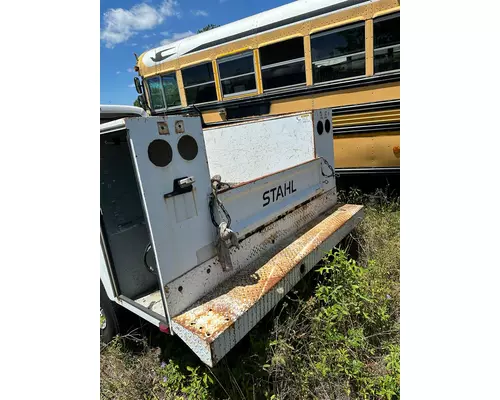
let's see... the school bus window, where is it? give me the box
[146,77,165,111]
[374,13,400,73]
[259,37,306,91]
[146,73,181,111]
[217,51,256,97]
[311,22,365,84]
[182,62,218,105]
[161,73,181,108]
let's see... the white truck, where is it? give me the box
[100,105,364,367]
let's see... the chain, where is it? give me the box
[209,175,232,228]
[319,157,339,178]
[209,175,239,272]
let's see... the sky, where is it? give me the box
[100,0,296,106]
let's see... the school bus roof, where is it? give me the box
[137,0,370,72]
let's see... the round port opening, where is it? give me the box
[178,135,198,161]
[147,139,172,167]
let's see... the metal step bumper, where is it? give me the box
[171,204,364,366]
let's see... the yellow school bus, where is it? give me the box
[134,0,400,175]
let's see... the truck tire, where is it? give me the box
[100,282,120,343]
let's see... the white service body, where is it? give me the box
[100,108,363,366]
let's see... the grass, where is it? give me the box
[101,187,400,400]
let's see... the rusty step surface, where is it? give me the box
[171,203,364,366]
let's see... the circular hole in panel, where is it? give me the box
[147,139,172,167]
[300,264,306,274]
[178,286,183,293]
[317,121,324,135]
[324,119,331,133]
[177,135,198,161]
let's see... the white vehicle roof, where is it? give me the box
[100,105,147,119]
[139,0,371,69]
[100,105,148,135]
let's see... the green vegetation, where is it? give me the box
[197,24,220,34]
[133,97,142,108]
[101,189,400,400]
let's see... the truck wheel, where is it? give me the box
[100,282,120,343]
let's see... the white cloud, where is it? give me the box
[160,31,170,36]
[101,0,180,48]
[160,31,194,45]
[127,68,134,73]
[191,9,208,17]
[159,0,179,17]
[128,84,135,88]
[116,71,121,74]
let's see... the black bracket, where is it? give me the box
[164,177,193,199]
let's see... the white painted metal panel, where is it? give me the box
[203,112,315,183]
[217,159,323,238]
[125,116,215,289]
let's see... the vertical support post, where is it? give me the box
[365,19,374,76]
[213,60,223,102]
[304,35,313,86]
[176,70,188,108]
[254,49,264,95]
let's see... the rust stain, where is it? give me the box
[175,120,185,134]
[393,146,400,158]
[157,122,169,135]
[173,204,363,344]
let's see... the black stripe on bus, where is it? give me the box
[183,0,368,56]
[331,99,400,116]
[202,99,400,128]
[332,122,400,136]
[199,72,399,111]
[336,167,400,175]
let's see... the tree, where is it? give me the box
[197,24,220,34]
[133,96,146,111]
